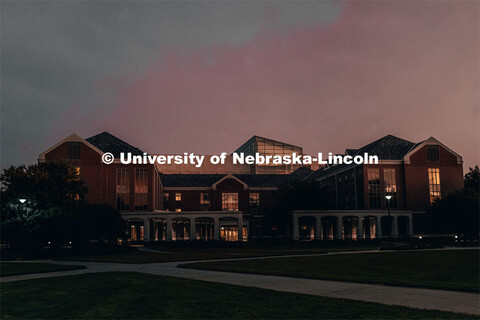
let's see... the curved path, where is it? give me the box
[2,249,479,315]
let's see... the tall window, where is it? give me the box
[367,169,381,209]
[175,193,182,201]
[384,169,397,209]
[163,192,169,202]
[134,168,148,211]
[428,168,441,203]
[427,145,439,161]
[200,192,210,210]
[66,142,80,159]
[249,193,260,213]
[222,193,238,211]
[116,168,130,211]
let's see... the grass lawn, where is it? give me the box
[182,249,479,293]
[60,250,287,263]
[0,262,85,277]
[58,242,380,263]
[1,272,475,319]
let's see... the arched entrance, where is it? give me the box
[363,216,377,240]
[219,217,240,241]
[321,216,337,240]
[127,219,145,241]
[397,216,410,238]
[152,218,167,241]
[172,217,190,241]
[342,216,359,240]
[195,217,214,241]
[298,216,316,240]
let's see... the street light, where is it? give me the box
[385,194,392,240]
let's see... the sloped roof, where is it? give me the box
[345,149,358,155]
[160,174,227,187]
[85,132,143,158]
[233,174,288,187]
[159,167,313,188]
[288,167,314,180]
[350,135,415,160]
[307,135,416,181]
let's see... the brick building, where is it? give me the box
[295,135,463,240]
[38,132,463,242]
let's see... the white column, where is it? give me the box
[189,218,196,241]
[336,217,343,240]
[214,217,220,240]
[293,215,299,240]
[166,217,172,241]
[144,218,150,241]
[315,216,322,240]
[408,215,414,236]
[357,216,363,240]
[376,216,382,238]
[393,216,398,238]
[237,214,243,242]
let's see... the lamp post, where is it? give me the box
[385,194,392,241]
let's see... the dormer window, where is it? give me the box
[427,145,439,161]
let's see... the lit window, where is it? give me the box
[175,193,182,201]
[222,193,238,211]
[428,168,441,203]
[249,193,260,207]
[384,169,397,208]
[116,168,130,211]
[175,208,181,212]
[427,145,439,162]
[163,192,169,202]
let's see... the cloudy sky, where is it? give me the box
[1,1,479,170]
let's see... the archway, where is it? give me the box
[321,216,337,240]
[195,217,215,241]
[127,219,145,241]
[342,216,359,240]
[397,216,410,238]
[363,216,377,240]
[298,216,316,240]
[172,217,190,241]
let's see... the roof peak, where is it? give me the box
[86,131,143,157]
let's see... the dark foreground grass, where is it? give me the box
[0,262,85,277]
[59,242,379,263]
[60,250,293,263]
[1,272,475,319]
[182,249,479,293]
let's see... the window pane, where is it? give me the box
[428,168,441,203]
[222,193,238,211]
[116,168,130,211]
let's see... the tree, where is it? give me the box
[464,166,479,193]
[1,201,63,252]
[1,162,87,211]
[267,179,328,236]
[428,188,479,237]
[1,162,126,252]
[80,204,127,242]
[427,165,480,238]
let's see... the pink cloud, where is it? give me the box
[59,1,479,168]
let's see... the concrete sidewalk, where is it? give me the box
[2,250,479,316]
